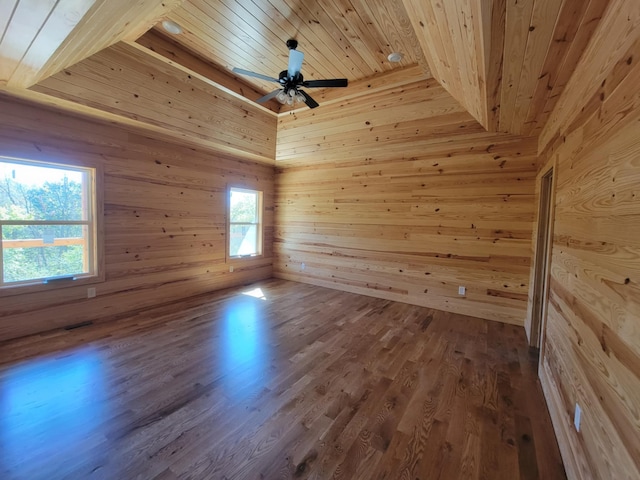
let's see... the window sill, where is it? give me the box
[0,274,104,298]
[228,252,264,261]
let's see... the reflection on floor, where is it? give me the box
[0,279,565,479]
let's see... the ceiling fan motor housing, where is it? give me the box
[232,39,346,109]
[279,70,303,92]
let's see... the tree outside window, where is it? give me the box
[0,157,97,287]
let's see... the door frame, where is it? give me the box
[528,164,556,352]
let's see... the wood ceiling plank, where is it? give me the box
[315,0,386,73]
[526,0,611,138]
[483,0,506,131]
[540,0,640,152]
[0,0,57,85]
[499,0,535,132]
[518,0,587,135]
[156,0,426,97]
[336,0,414,72]
[0,1,18,40]
[270,0,370,78]
[356,0,407,66]
[1,0,184,88]
[384,0,432,75]
[241,0,351,80]
[426,0,465,98]
[188,0,287,71]
[1,0,612,140]
[267,0,368,79]
[442,0,485,123]
[401,1,444,83]
[9,0,96,88]
[164,10,279,92]
[509,0,563,134]
[401,0,492,129]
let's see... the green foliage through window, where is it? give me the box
[0,158,94,286]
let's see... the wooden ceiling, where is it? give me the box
[155,0,429,96]
[0,0,182,88]
[402,0,611,134]
[0,0,615,150]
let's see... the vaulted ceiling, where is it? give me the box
[0,0,614,148]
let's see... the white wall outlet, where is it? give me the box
[301,262,305,271]
[229,265,234,273]
[458,286,466,296]
[574,403,582,432]
[87,287,96,299]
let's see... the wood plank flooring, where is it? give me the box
[0,279,565,480]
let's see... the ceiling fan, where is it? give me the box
[232,39,348,109]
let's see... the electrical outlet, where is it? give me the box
[229,265,234,273]
[87,287,96,299]
[458,286,466,296]
[301,262,305,271]
[574,403,582,432]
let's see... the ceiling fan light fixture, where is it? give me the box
[276,90,288,104]
[233,39,348,109]
[387,52,403,63]
[161,20,183,35]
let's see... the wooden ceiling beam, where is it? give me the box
[1,0,184,89]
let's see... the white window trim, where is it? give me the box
[227,186,263,260]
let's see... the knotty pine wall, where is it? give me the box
[31,41,276,163]
[274,79,539,325]
[0,96,275,342]
[533,1,640,477]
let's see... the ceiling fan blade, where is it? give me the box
[232,67,279,83]
[287,49,304,79]
[299,90,319,109]
[256,89,282,103]
[303,79,348,88]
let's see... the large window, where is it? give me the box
[0,157,98,288]
[228,187,262,258]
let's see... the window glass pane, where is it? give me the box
[0,160,87,221]
[2,225,88,283]
[229,224,258,257]
[230,190,257,223]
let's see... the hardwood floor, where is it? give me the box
[0,279,565,480]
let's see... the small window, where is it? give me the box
[228,187,262,258]
[0,157,98,288]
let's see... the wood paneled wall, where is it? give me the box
[274,80,538,325]
[0,96,275,342]
[30,41,277,164]
[533,1,640,477]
